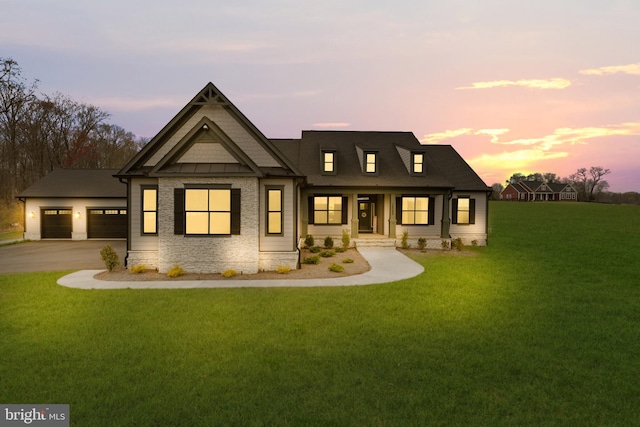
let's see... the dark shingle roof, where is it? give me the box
[17,169,125,198]
[272,131,489,191]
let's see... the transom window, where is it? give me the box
[142,187,157,234]
[322,151,335,173]
[266,188,283,235]
[365,152,377,173]
[185,188,231,235]
[313,196,343,224]
[412,153,424,174]
[401,196,429,225]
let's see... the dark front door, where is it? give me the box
[358,201,372,233]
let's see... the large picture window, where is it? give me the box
[313,196,343,225]
[185,188,231,235]
[401,196,430,225]
[266,187,283,235]
[142,187,157,234]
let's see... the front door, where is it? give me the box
[358,201,372,233]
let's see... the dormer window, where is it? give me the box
[365,152,377,174]
[322,151,335,173]
[412,152,424,174]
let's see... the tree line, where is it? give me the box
[0,58,146,204]
[490,167,640,204]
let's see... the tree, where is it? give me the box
[490,183,504,200]
[542,172,557,183]
[569,166,611,201]
[506,172,527,185]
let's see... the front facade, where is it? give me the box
[117,83,491,274]
[501,181,578,201]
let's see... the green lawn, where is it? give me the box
[1,202,639,426]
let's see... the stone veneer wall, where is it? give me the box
[126,251,160,270]
[258,251,299,271]
[157,177,260,274]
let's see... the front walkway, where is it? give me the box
[57,247,424,289]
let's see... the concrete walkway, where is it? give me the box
[57,247,424,289]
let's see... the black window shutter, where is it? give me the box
[174,188,185,234]
[396,197,402,225]
[308,196,314,224]
[428,197,436,226]
[231,189,241,235]
[341,196,348,224]
[451,198,458,225]
[469,199,476,224]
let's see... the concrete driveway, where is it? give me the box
[0,240,127,274]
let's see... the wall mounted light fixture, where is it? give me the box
[75,211,81,219]
[29,211,35,218]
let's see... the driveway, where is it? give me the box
[0,240,127,274]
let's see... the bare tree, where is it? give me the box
[490,183,504,200]
[569,166,611,201]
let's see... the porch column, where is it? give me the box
[351,193,359,238]
[301,192,308,238]
[389,193,397,238]
[441,192,451,238]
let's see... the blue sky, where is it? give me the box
[2,0,639,190]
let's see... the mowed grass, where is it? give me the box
[1,202,639,426]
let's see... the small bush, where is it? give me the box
[167,265,185,277]
[324,236,334,248]
[320,250,335,258]
[401,230,410,249]
[302,255,320,265]
[342,258,354,263]
[441,239,450,250]
[417,237,427,251]
[309,246,322,253]
[342,229,350,249]
[471,239,478,247]
[304,235,314,248]
[129,264,146,274]
[276,265,291,274]
[100,245,119,272]
[329,263,345,273]
[453,237,464,251]
[335,247,347,253]
[222,269,237,278]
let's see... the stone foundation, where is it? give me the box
[258,251,300,271]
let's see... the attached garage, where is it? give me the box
[17,169,127,240]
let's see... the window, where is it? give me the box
[412,152,424,174]
[401,196,430,225]
[365,152,377,173]
[142,187,158,234]
[266,187,283,235]
[452,197,475,225]
[313,196,343,224]
[322,151,335,173]
[185,188,231,235]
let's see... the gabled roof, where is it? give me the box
[272,131,489,191]
[16,169,125,198]
[117,82,302,178]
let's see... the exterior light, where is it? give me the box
[29,211,35,218]
[75,211,81,219]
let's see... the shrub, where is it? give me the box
[342,258,354,263]
[453,237,464,251]
[324,236,334,248]
[304,235,314,248]
[222,269,237,278]
[335,247,346,253]
[471,239,478,247]
[100,245,119,272]
[320,250,335,258]
[329,263,345,273]
[441,239,450,250]
[309,246,322,253]
[342,229,350,249]
[302,255,320,265]
[167,265,185,277]
[129,264,146,274]
[276,265,291,274]
[417,237,427,251]
[401,230,410,249]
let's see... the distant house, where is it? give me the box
[114,82,491,274]
[501,181,578,202]
[17,169,127,240]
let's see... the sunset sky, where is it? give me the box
[2,0,639,191]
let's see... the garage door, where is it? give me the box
[41,209,72,239]
[88,209,127,238]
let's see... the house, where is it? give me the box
[501,181,577,201]
[17,169,127,240]
[115,82,491,274]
